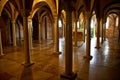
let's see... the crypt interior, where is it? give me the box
[0,0,120,80]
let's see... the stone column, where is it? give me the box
[0,29,4,55]
[103,19,106,41]
[22,10,33,67]
[60,6,77,79]
[28,18,33,49]
[38,21,42,44]
[101,19,104,44]
[54,16,60,54]
[118,15,120,41]
[84,12,92,59]
[83,19,86,42]
[12,20,17,46]
[45,17,47,39]
[95,18,101,48]
[74,19,78,47]
[113,17,116,37]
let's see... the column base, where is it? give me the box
[95,46,101,49]
[53,51,62,55]
[60,72,77,80]
[22,62,34,67]
[101,41,104,44]
[83,55,93,60]
[0,53,4,56]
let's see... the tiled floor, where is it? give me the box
[0,37,120,80]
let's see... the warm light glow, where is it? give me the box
[77,21,79,28]
[58,19,62,27]
[106,17,109,29]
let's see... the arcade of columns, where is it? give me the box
[0,1,120,79]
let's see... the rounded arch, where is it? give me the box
[103,2,120,20]
[0,0,8,16]
[31,1,55,19]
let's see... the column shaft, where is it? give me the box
[74,19,77,47]
[103,22,106,41]
[12,20,17,46]
[83,20,86,42]
[118,15,120,41]
[22,11,32,66]
[101,19,104,44]
[65,10,73,75]
[54,16,59,53]
[45,17,47,39]
[60,4,77,80]
[84,12,92,59]
[96,19,100,48]
[28,18,33,49]
[0,29,4,55]
[38,22,42,43]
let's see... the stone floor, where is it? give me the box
[0,37,120,80]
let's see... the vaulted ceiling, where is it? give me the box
[0,0,120,20]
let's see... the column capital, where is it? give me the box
[85,12,91,20]
[21,9,30,17]
[53,15,58,23]
[28,17,32,22]
[102,18,106,24]
[11,19,16,23]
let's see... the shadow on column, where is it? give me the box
[20,66,33,80]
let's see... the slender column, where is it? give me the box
[60,7,77,79]
[22,10,33,67]
[54,16,60,54]
[83,19,86,42]
[74,19,77,47]
[45,17,47,39]
[95,18,101,48]
[84,12,92,59]
[28,18,33,49]
[113,17,116,37]
[103,20,106,41]
[101,19,104,44]
[12,20,17,46]
[118,15,120,41]
[0,29,4,55]
[38,21,42,44]
[63,21,66,39]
